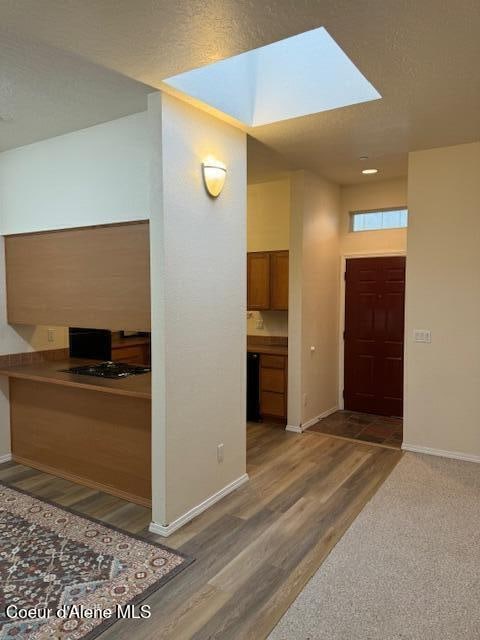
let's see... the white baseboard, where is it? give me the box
[303,406,339,431]
[285,424,302,433]
[402,443,480,464]
[287,406,339,434]
[0,453,12,464]
[149,473,249,537]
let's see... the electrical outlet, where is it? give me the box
[414,329,431,343]
[47,328,55,343]
[255,318,264,330]
[217,443,224,463]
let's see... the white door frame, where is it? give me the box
[338,250,407,410]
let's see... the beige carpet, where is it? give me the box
[269,452,480,640]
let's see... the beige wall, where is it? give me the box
[405,141,480,458]
[14,325,69,351]
[288,170,341,428]
[149,92,247,526]
[247,178,290,252]
[247,177,290,337]
[340,178,407,255]
[247,311,288,337]
[287,172,305,428]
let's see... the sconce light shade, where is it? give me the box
[202,157,227,197]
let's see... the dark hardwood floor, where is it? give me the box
[308,410,403,449]
[0,423,402,640]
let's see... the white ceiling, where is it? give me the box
[1,0,479,184]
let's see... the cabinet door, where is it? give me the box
[259,354,288,422]
[247,253,270,310]
[270,251,289,310]
[5,221,150,331]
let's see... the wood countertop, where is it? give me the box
[0,358,151,400]
[247,344,288,356]
[247,336,288,357]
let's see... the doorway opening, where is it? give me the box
[318,255,406,449]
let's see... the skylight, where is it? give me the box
[164,27,381,127]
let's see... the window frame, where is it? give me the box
[349,206,408,233]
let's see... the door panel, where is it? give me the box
[344,256,406,417]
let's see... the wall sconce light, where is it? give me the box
[202,157,227,198]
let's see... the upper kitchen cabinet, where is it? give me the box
[247,250,289,311]
[247,252,270,310]
[5,221,150,331]
[270,251,289,310]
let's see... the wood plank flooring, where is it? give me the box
[0,423,402,640]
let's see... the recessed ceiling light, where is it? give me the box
[362,168,378,175]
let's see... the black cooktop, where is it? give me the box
[61,361,151,379]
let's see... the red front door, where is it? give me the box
[344,256,406,417]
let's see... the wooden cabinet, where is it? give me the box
[260,353,287,422]
[111,343,150,365]
[247,251,289,311]
[270,251,289,310]
[5,221,150,331]
[247,252,270,310]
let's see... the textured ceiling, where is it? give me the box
[0,0,479,184]
[0,27,150,151]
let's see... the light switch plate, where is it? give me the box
[414,329,431,343]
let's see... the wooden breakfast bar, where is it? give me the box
[0,359,152,507]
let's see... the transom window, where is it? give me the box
[351,208,408,232]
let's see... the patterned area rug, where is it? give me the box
[0,482,193,639]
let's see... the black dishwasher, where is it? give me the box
[247,352,261,421]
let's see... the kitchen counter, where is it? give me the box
[247,344,288,356]
[1,357,152,506]
[247,336,288,357]
[0,358,151,400]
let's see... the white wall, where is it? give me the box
[404,142,480,459]
[0,112,149,235]
[288,170,341,428]
[149,92,247,526]
[340,178,408,256]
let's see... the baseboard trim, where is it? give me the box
[285,424,302,433]
[149,473,249,537]
[303,406,339,431]
[287,406,339,434]
[402,443,480,464]
[0,453,12,464]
